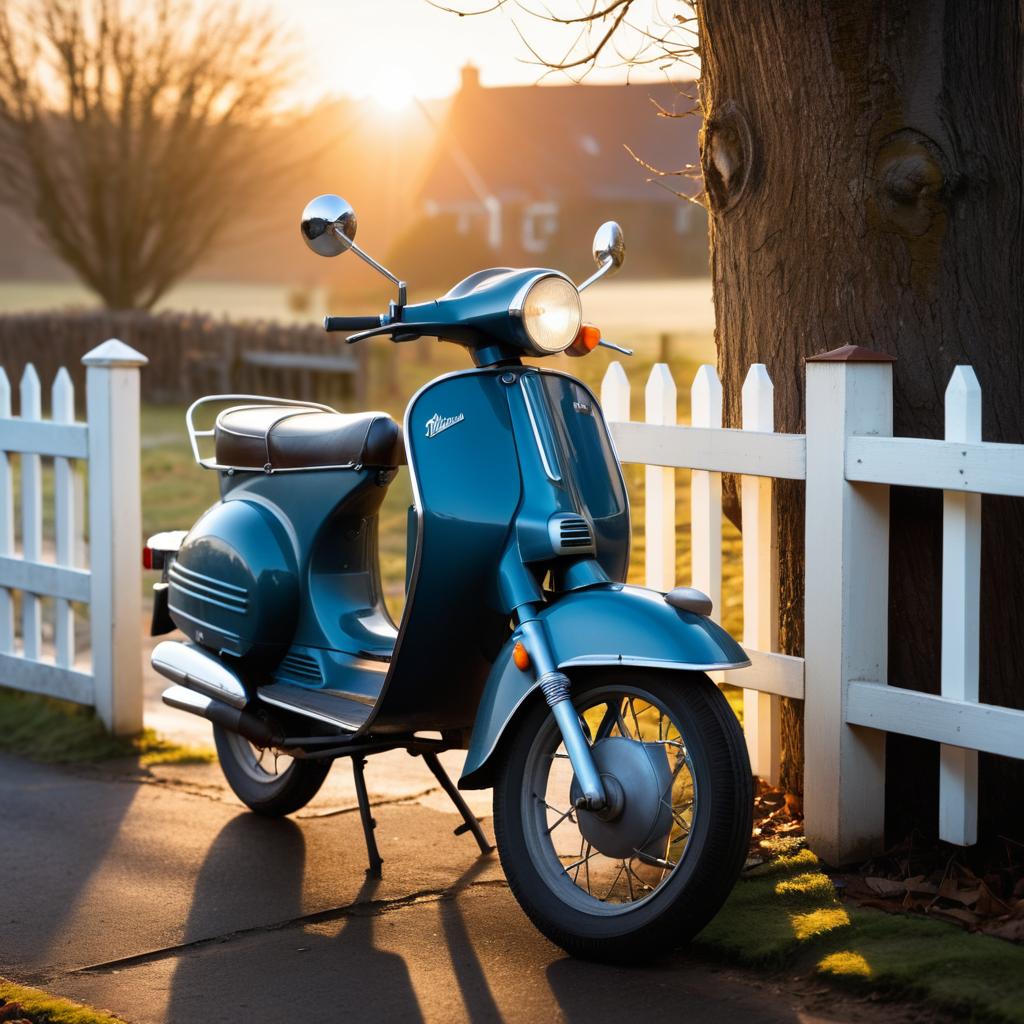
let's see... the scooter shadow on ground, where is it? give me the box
[164,812,422,1022]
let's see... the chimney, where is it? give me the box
[460,63,480,92]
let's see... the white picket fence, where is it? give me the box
[601,345,1024,864]
[0,340,147,734]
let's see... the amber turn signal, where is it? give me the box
[512,641,531,671]
[567,323,601,358]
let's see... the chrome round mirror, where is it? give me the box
[592,221,625,273]
[300,194,357,257]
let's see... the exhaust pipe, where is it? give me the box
[161,684,279,748]
[152,640,281,747]
[151,640,249,709]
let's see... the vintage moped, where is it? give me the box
[147,194,753,961]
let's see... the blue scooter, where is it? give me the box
[147,194,753,962]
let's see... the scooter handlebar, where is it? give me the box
[323,315,383,332]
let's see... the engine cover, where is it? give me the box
[168,499,298,662]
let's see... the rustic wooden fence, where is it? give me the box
[0,310,355,404]
[602,345,1024,864]
[0,340,146,734]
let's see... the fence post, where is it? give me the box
[741,365,781,784]
[691,366,722,615]
[0,369,12,652]
[52,368,77,669]
[646,365,677,592]
[600,361,631,424]
[83,340,148,735]
[804,345,893,864]
[939,367,982,845]
[20,365,42,660]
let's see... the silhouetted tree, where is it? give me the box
[0,0,293,309]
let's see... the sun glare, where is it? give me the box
[371,66,417,112]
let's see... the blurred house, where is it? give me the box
[393,65,708,285]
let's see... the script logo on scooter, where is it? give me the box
[424,412,465,439]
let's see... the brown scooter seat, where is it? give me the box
[214,406,405,471]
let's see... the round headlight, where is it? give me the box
[519,275,583,354]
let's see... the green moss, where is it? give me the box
[0,978,125,1024]
[696,843,1024,1022]
[0,687,213,765]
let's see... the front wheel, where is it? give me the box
[493,670,752,962]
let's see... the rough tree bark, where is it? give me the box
[698,0,1024,839]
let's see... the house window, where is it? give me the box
[522,201,558,253]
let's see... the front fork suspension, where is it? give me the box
[516,605,607,811]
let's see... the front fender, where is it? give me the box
[458,583,748,789]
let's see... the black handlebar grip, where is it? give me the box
[323,315,382,332]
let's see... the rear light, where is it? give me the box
[142,547,165,571]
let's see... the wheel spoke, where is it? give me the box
[595,701,626,739]
[603,862,626,901]
[627,697,643,738]
[626,860,655,892]
[545,804,577,835]
[666,802,694,835]
[564,843,597,878]
[633,849,677,871]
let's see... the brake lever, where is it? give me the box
[346,322,445,344]
[598,339,634,356]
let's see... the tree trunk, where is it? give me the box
[698,0,1024,841]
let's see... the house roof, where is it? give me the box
[416,69,700,207]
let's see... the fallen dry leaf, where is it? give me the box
[865,876,906,898]
[983,917,1024,942]
[903,874,939,896]
[975,882,1013,918]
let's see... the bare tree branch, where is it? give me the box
[0,0,302,309]
[433,0,697,81]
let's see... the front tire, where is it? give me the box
[213,724,331,817]
[493,670,752,962]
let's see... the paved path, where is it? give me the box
[0,754,949,1024]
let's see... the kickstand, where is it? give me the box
[351,756,383,877]
[420,751,495,855]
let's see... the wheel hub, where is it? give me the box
[569,737,674,860]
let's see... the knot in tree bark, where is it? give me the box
[701,100,754,212]
[872,129,951,238]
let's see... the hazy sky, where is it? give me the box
[272,0,696,104]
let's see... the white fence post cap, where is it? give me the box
[81,339,148,367]
[805,344,896,364]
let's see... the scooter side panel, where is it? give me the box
[167,498,299,660]
[458,583,750,788]
[367,369,522,732]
